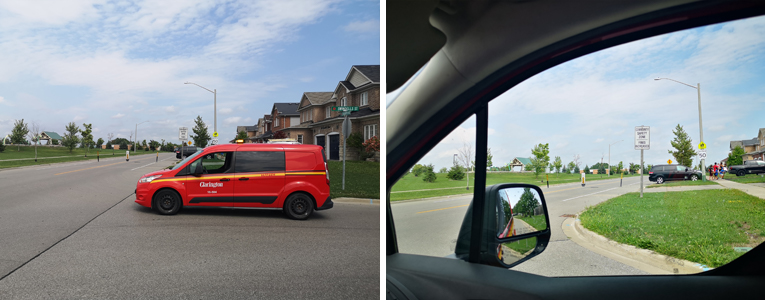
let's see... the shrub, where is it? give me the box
[0,142,5,152]
[447,165,465,180]
[412,164,425,177]
[422,164,437,182]
[362,136,379,153]
[439,167,448,173]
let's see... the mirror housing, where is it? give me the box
[453,183,551,268]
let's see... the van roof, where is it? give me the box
[201,143,323,152]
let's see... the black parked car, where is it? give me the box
[175,146,199,159]
[648,164,702,184]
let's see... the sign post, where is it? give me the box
[179,127,188,160]
[341,114,352,190]
[698,141,707,181]
[635,126,650,198]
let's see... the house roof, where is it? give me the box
[514,157,532,165]
[351,65,380,83]
[272,103,300,116]
[303,92,334,106]
[743,138,759,146]
[42,131,63,140]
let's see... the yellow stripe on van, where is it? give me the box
[286,172,326,175]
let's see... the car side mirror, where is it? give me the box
[194,162,204,176]
[453,183,551,268]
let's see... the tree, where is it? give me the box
[10,119,29,151]
[51,139,59,145]
[572,154,581,170]
[96,138,104,148]
[26,122,40,161]
[439,167,448,173]
[552,156,563,176]
[574,165,580,174]
[190,116,212,147]
[455,142,473,189]
[149,140,160,151]
[80,123,94,156]
[486,148,493,168]
[447,165,465,180]
[668,124,696,167]
[120,140,128,150]
[727,145,745,166]
[422,164,437,183]
[529,143,550,178]
[568,162,575,174]
[562,166,568,174]
[142,139,147,149]
[236,130,248,140]
[515,188,540,217]
[617,161,624,174]
[598,164,606,175]
[61,122,80,153]
[107,133,115,154]
[584,164,590,174]
[412,164,426,176]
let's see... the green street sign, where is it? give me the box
[331,106,359,112]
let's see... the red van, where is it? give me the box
[135,143,332,220]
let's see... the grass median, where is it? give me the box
[646,180,718,188]
[725,175,765,184]
[0,146,159,169]
[580,189,765,268]
[328,160,379,199]
[391,172,640,201]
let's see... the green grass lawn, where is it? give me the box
[328,160,379,199]
[391,172,640,201]
[503,237,537,255]
[580,189,765,268]
[646,180,719,188]
[517,215,548,231]
[725,174,765,184]
[0,146,157,169]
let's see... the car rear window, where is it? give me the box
[234,151,285,173]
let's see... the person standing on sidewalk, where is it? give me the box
[708,164,714,181]
[714,162,720,180]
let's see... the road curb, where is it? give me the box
[0,153,167,172]
[562,217,708,275]
[333,197,380,204]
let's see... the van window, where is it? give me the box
[235,151,285,173]
[188,152,233,174]
[285,152,317,171]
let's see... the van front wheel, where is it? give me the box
[284,193,314,220]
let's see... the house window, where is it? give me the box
[275,117,279,127]
[341,97,347,106]
[297,134,303,144]
[360,92,368,106]
[364,124,377,140]
[326,107,331,118]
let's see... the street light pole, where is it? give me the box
[655,78,706,181]
[135,121,149,153]
[608,140,623,177]
[185,82,217,141]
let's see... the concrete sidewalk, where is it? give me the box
[716,179,765,200]
[333,197,379,204]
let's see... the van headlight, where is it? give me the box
[139,175,163,183]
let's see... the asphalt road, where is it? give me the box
[391,175,654,277]
[0,153,379,299]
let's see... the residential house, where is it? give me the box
[750,128,765,160]
[235,125,259,143]
[271,103,300,139]
[730,137,760,161]
[283,92,334,148]
[306,65,380,161]
[252,115,273,143]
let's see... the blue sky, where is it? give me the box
[415,15,765,171]
[0,0,379,145]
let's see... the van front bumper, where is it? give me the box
[316,197,333,211]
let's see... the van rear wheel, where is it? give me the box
[284,193,314,220]
[656,176,664,184]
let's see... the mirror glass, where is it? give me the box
[497,236,538,266]
[497,187,547,238]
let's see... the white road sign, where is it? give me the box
[210,138,219,145]
[179,127,188,140]
[698,149,707,159]
[635,126,650,150]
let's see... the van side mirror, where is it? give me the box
[194,161,204,176]
[453,183,551,268]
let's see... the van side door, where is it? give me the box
[185,152,235,207]
[233,151,286,208]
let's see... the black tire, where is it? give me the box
[283,193,314,220]
[154,189,182,215]
[738,170,745,177]
[656,176,664,184]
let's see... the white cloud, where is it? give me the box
[343,19,379,34]
[165,106,176,113]
[111,113,125,119]
[219,108,233,114]
[73,115,85,122]
[223,116,242,125]
[595,138,604,143]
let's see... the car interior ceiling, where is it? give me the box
[387,1,765,299]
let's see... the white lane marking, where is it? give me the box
[561,187,620,202]
[129,155,174,171]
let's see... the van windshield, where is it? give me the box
[171,150,204,171]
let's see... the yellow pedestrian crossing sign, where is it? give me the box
[667,159,672,164]
[213,132,218,137]
[698,142,706,149]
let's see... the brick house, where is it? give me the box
[252,115,273,143]
[282,92,334,147]
[271,103,300,141]
[235,125,258,143]
[304,65,380,161]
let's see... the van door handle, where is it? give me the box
[220,178,230,182]
[238,178,249,181]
